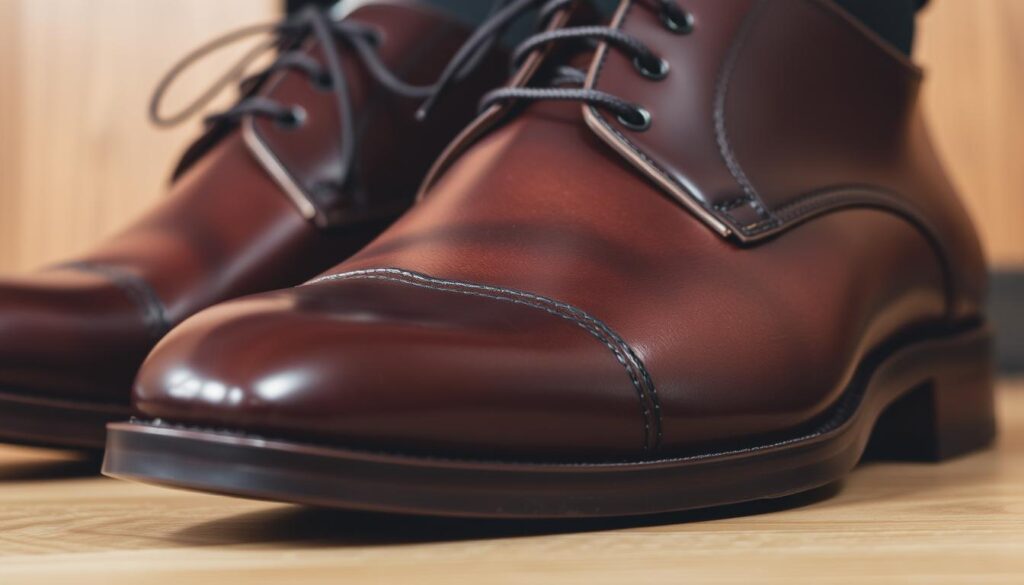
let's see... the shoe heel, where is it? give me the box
[865,328,997,462]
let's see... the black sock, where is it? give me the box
[288,1,926,56]
[832,0,924,55]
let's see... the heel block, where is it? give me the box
[865,326,996,462]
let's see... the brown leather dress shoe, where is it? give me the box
[0,1,504,449]
[105,0,996,517]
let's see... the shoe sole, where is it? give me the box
[0,390,127,450]
[101,323,996,518]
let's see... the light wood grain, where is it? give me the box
[917,0,1024,267]
[0,1,23,262]
[0,379,1017,584]
[0,0,280,272]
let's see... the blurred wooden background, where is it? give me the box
[0,0,280,271]
[917,0,1024,268]
[0,0,1022,271]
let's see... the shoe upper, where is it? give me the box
[134,0,988,461]
[0,1,504,402]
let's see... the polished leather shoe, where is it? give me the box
[105,0,996,517]
[0,1,504,449]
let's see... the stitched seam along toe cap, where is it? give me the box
[307,267,663,453]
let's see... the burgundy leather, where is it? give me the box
[0,1,502,404]
[134,0,986,461]
[583,0,985,317]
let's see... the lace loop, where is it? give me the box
[415,0,575,121]
[148,22,282,128]
[509,26,660,69]
[149,7,396,192]
[151,2,562,199]
[478,0,693,132]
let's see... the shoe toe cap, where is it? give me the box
[135,274,650,460]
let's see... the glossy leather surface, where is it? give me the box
[0,1,500,404]
[135,0,985,461]
[586,0,985,316]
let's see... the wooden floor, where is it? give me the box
[0,381,1019,584]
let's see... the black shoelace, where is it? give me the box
[150,2,571,193]
[150,0,688,196]
[431,0,694,131]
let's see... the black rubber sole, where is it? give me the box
[0,389,128,451]
[102,324,997,518]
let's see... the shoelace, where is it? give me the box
[414,0,576,119]
[151,6,418,192]
[473,0,694,131]
[150,2,573,194]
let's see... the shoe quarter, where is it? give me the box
[586,0,930,238]
[585,0,987,317]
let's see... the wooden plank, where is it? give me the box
[0,379,1018,584]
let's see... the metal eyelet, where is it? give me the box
[275,105,307,130]
[661,9,695,34]
[617,107,652,131]
[363,26,384,48]
[311,71,333,92]
[633,55,670,80]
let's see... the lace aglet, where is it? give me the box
[415,100,435,122]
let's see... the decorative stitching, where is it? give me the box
[713,196,754,212]
[712,0,778,231]
[586,0,933,245]
[58,261,171,341]
[585,0,774,233]
[585,1,727,225]
[584,1,957,315]
[307,267,663,453]
[707,0,957,314]
[769,186,957,315]
[719,203,779,235]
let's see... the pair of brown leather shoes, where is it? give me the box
[3,0,996,518]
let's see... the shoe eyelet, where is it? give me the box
[363,25,385,48]
[661,9,695,34]
[275,105,307,130]
[633,55,670,80]
[311,71,333,92]
[617,107,652,131]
